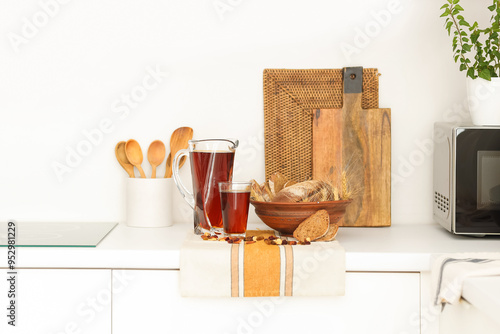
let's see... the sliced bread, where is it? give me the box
[316,224,339,242]
[293,209,330,242]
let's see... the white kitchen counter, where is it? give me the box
[1,222,499,271]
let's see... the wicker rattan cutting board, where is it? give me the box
[263,68,379,182]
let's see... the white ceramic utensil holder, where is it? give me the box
[126,178,173,228]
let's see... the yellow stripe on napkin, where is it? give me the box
[243,230,281,297]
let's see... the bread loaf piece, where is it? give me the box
[268,172,288,195]
[293,209,330,242]
[250,180,264,202]
[273,180,324,203]
[316,224,339,242]
[261,183,274,201]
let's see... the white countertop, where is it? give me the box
[1,222,499,271]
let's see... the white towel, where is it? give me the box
[432,253,500,305]
[179,231,345,297]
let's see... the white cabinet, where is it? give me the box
[0,268,420,333]
[0,269,111,334]
[112,270,420,334]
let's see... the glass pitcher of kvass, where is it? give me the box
[172,139,238,234]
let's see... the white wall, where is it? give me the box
[0,0,489,225]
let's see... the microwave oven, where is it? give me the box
[433,123,500,236]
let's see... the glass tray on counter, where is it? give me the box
[0,222,117,247]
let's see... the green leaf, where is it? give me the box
[441,8,451,17]
[454,4,464,11]
[463,44,472,52]
[446,21,453,31]
[479,69,492,81]
[459,19,470,27]
[462,37,469,42]
[467,68,475,78]
[488,4,496,11]
[460,63,467,71]
[455,54,460,62]
[471,32,480,43]
[440,4,449,9]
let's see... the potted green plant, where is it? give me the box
[441,0,500,125]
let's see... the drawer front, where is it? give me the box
[112,270,420,334]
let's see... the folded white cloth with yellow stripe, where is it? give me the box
[180,230,345,297]
[432,253,500,305]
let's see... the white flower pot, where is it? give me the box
[466,77,500,125]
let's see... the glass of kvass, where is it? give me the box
[218,181,251,237]
[172,139,238,235]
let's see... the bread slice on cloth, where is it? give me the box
[316,224,339,242]
[293,209,329,242]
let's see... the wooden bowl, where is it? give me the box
[250,199,353,235]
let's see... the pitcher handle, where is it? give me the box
[172,149,194,209]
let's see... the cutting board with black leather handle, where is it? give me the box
[312,67,391,226]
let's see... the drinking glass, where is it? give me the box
[218,181,251,237]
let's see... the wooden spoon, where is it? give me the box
[115,141,135,177]
[125,139,146,178]
[164,152,188,177]
[147,140,166,178]
[165,127,193,178]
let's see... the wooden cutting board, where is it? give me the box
[312,67,391,226]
